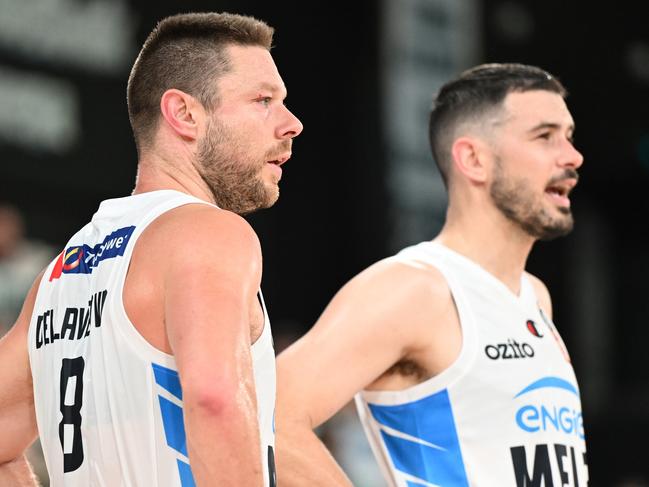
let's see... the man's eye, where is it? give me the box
[537,132,551,140]
[258,97,271,106]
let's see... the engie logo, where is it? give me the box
[514,376,584,440]
[49,226,135,281]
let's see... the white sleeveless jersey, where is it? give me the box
[355,241,588,487]
[27,190,277,487]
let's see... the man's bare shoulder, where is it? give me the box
[525,271,553,318]
[140,204,262,267]
[293,255,460,394]
[329,255,455,345]
[151,204,259,248]
[345,255,452,305]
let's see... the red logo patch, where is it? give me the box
[526,320,544,338]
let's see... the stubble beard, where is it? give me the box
[489,159,575,241]
[196,118,277,215]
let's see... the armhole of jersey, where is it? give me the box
[105,197,212,367]
[251,290,272,352]
[520,273,542,309]
[27,256,62,368]
[353,394,400,487]
[358,250,479,405]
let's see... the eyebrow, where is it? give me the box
[527,122,575,133]
[255,82,287,97]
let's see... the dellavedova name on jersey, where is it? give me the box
[49,226,135,281]
[510,376,588,486]
[34,290,107,349]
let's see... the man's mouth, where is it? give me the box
[266,153,291,166]
[545,178,577,207]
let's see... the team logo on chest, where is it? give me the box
[526,319,544,338]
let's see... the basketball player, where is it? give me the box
[276,63,588,486]
[0,12,302,486]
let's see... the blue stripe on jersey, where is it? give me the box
[514,376,579,398]
[159,396,188,456]
[152,363,183,400]
[153,363,197,487]
[368,389,469,486]
[407,480,430,487]
[177,459,197,487]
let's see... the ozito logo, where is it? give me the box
[484,339,535,360]
[514,376,584,440]
[49,226,135,281]
[526,319,544,338]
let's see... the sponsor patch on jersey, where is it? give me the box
[49,226,135,281]
[484,338,535,360]
[513,376,584,440]
[511,376,587,486]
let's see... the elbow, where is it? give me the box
[182,377,244,418]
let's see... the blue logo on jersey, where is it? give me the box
[514,376,584,439]
[50,226,135,280]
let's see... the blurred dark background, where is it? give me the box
[1,1,648,485]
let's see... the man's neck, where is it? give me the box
[436,207,535,296]
[132,152,215,205]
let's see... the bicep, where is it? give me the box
[0,274,42,463]
[277,277,416,428]
[165,265,255,388]
[163,214,262,400]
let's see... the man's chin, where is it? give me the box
[537,218,574,241]
[264,183,280,206]
[237,191,278,215]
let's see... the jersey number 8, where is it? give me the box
[59,356,85,473]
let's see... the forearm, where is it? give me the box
[0,455,40,487]
[276,423,353,487]
[185,401,264,486]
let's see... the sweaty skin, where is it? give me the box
[276,89,580,486]
[0,40,302,486]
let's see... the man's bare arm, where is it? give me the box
[0,456,41,487]
[276,260,456,486]
[160,207,265,486]
[0,273,43,486]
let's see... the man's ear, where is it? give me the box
[450,136,489,184]
[159,89,204,141]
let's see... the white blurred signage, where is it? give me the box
[382,0,481,249]
[0,67,79,154]
[0,0,136,74]
[0,0,136,153]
